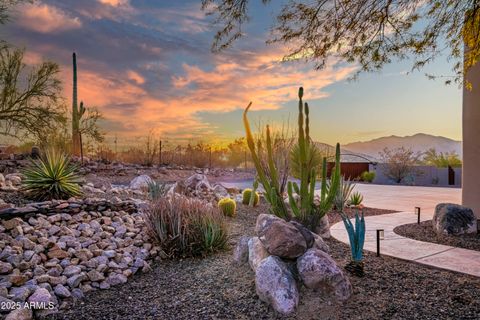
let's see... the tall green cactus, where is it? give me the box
[72,52,87,159]
[243,103,291,220]
[72,52,81,156]
[287,87,342,231]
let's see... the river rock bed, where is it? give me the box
[0,198,158,319]
[52,201,480,320]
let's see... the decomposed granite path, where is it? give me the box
[330,184,480,277]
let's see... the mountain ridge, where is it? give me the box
[342,133,461,159]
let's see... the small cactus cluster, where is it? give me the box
[242,188,259,206]
[218,198,236,217]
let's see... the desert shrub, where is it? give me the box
[147,180,169,200]
[144,195,228,258]
[218,198,236,217]
[361,171,375,183]
[22,149,83,200]
[242,188,259,206]
[349,192,364,207]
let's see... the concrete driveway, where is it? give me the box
[354,184,461,215]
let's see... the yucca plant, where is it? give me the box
[349,192,364,207]
[287,87,342,231]
[22,149,82,200]
[341,209,366,277]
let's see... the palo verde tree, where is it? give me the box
[0,0,64,141]
[203,0,480,216]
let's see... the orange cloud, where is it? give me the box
[98,0,129,6]
[55,46,356,143]
[17,2,82,33]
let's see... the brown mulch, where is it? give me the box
[394,220,480,252]
[51,201,480,320]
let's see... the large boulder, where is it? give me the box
[184,174,211,192]
[314,215,331,239]
[254,214,284,236]
[258,219,307,259]
[232,236,250,266]
[297,249,352,301]
[255,256,299,316]
[248,237,269,271]
[129,175,153,190]
[433,203,477,235]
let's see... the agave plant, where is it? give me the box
[22,149,83,200]
[349,192,364,207]
[328,176,355,212]
[341,210,366,277]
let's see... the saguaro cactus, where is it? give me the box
[72,52,82,156]
[287,87,342,231]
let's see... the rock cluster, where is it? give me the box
[0,198,158,319]
[234,214,351,316]
[168,174,229,202]
[433,203,477,235]
[0,173,22,192]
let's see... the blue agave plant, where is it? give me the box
[341,210,366,262]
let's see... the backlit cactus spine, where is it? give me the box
[218,198,236,217]
[242,188,259,206]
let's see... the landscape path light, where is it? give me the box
[376,229,384,257]
[415,207,421,224]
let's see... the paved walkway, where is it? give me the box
[330,184,480,277]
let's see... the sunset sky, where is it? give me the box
[3,0,462,147]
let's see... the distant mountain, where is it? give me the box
[343,133,462,160]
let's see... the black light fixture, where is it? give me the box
[415,207,421,224]
[376,229,384,257]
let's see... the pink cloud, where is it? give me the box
[16,2,82,33]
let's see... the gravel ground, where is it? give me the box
[394,220,480,251]
[51,202,480,320]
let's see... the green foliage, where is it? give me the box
[423,148,462,168]
[242,188,259,206]
[341,210,366,263]
[287,87,342,231]
[22,149,82,200]
[147,180,168,200]
[243,103,290,219]
[328,176,355,212]
[218,197,236,217]
[349,192,364,207]
[290,142,323,179]
[204,1,479,86]
[145,195,228,258]
[361,171,375,183]
[0,46,63,140]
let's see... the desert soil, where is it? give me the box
[51,202,480,320]
[394,220,480,252]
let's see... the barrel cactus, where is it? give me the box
[242,188,259,206]
[218,198,236,217]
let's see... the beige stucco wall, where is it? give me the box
[462,59,480,218]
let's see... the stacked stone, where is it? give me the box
[0,199,158,319]
[233,214,352,316]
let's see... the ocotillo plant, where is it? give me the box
[287,87,342,231]
[243,104,291,220]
